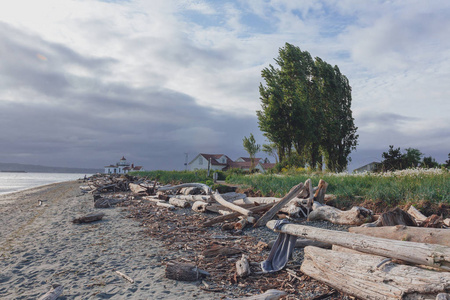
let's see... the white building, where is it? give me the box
[104,156,144,174]
[188,153,275,173]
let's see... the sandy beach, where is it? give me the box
[0,181,220,299]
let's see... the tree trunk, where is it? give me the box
[301,246,450,300]
[266,220,450,271]
[307,205,373,225]
[349,225,450,247]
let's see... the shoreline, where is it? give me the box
[0,181,218,299]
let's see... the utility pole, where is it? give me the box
[184,153,188,171]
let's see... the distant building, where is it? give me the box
[104,156,144,174]
[353,162,379,173]
[188,153,275,173]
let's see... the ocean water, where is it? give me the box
[0,172,89,195]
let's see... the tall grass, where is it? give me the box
[131,170,212,184]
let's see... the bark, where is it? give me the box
[72,213,105,224]
[307,205,373,225]
[165,262,209,281]
[301,246,450,300]
[253,183,305,227]
[236,254,251,277]
[158,183,212,195]
[349,225,450,247]
[379,207,417,226]
[38,284,63,300]
[266,220,450,271]
[212,192,252,216]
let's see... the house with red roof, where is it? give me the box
[188,154,275,173]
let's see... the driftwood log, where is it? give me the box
[192,201,209,213]
[94,198,124,208]
[212,192,252,216]
[307,205,373,225]
[72,213,105,224]
[408,205,427,224]
[301,246,450,300]
[226,290,286,300]
[203,203,274,227]
[349,225,450,247]
[165,262,209,281]
[268,238,331,249]
[37,284,63,300]
[158,183,212,195]
[313,179,328,203]
[253,183,305,227]
[266,220,450,271]
[168,198,190,208]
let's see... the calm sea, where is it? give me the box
[0,172,90,195]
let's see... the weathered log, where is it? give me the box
[307,205,373,225]
[313,179,328,203]
[234,197,280,205]
[115,270,134,283]
[422,214,445,228]
[408,205,427,223]
[129,183,148,195]
[305,179,314,216]
[165,262,209,281]
[234,217,249,230]
[203,203,274,227]
[212,191,252,216]
[445,219,450,227]
[253,183,305,227]
[72,213,105,224]
[267,220,450,270]
[158,183,212,195]
[236,254,250,277]
[379,207,417,226]
[301,246,450,300]
[94,198,123,208]
[202,244,241,257]
[279,203,305,218]
[156,202,175,210]
[192,201,209,213]
[168,198,190,208]
[38,284,63,300]
[349,225,450,247]
[171,194,210,202]
[268,238,331,249]
[226,289,286,300]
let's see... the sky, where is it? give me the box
[0,0,449,172]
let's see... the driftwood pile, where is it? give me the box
[80,174,449,299]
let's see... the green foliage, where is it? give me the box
[257,43,358,172]
[381,145,404,171]
[226,171,450,209]
[380,145,438,171]
[446,153,450,168]
[242,133,261,171]
[421,156,439,168]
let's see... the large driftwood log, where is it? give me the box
[165,262,209,281]
[408,205,427,223]
[349,225,450,247]
[192,201,209,213]
[168,198,190,208]
[38,284,63,300]
[234,197,280,205]
[253,183,305,227]
[203,203,274,227]
[212,192,252,216]
[158,183,212,195]
[301,246,450,300]
[226,290,286,300]
[236,254,251,277]
[380,207,417,226]
[170,194,210,202]
[129,183,148,195]
[268,238,331,249]
[72,213,105,224]
[266,220,450,270]
[307,205,373,225]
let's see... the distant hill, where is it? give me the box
[0,162,103,174]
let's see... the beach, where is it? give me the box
[0,181,219,299]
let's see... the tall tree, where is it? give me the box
[243,133,261,172]
[381,145,404,171]
[421,156,439,168]
[404,148,422,168]
[262,143,278,163]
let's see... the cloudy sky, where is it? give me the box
[0,0,449,171]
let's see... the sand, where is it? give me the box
[0,181,219,299]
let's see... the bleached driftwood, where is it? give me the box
[307,205,373,225]
[236,254,251,277]
[158,183,212,195]
[156,202,175,210]
[129,183,148,195]
[192,201,209,213]
[349,225,450,247]
[203,203,274,227]
[301,246,450,300]
[234,197,280,205]
[253,183,306,227]
[115,270,134,283]
[212,192,252,216]
[279,204,305,218]
[445,219,450,227]
[268,238,331,249]
[267,220,450,271]
[227,289,286,300]
[37,284,63,300]
[170,195,210,202]
[165,262,209,281]
[407,205,427,223]
[168,198,190,208]
[72,213,105,224]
